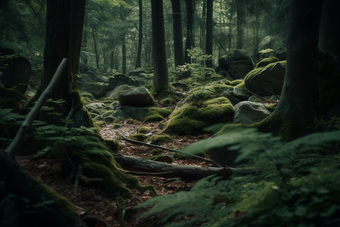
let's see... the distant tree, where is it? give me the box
[236,0,245,49]
[171,0,184,67]
[205,0,213,68]
[135,0,143,68]
[40,0,85,125]
[257,0,323,140]
[184,0,194,63]
[151,0,169,87]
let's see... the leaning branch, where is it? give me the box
[4,58,67,159]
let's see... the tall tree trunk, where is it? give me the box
[184,0,193,63]
[135,0,143,68]
[92,29,99,69]
[200,0,206,51]
[319,0,340,58]
[257,0,323,140]
[228,0,234,52]
[151,0,168,87]
[41,0,85,125]
[206,0,213,68]
[236,0,244,49]
[171,0,184,67]
[122,33,126,74]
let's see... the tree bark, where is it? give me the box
[40,0,85,126]
[171,0,184,67]
[319,0,340,58]
[184,0,194,63]
[257,0,323,140]
[151,0,169,87]
[113,154,233,180]
[236,0,244,49]
[92,29,99,69]
[206,0,213,68]
[122,32,127,74]
[135,0,143,68]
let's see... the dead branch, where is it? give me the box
[120,134,223,168]
[113,153,235,180]
[4,58,68,159]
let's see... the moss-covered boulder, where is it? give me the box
[148,134,172,145]
[136,126,150,134]
[107,73,138,91]
[0,87,27,109]
[165,97,234,135]
[244,60,286,95]
[143,107,173,123]
[256,57,279,68]
[144,114,164,123]
[160,97,174,107]
[119,86,156,106]
[128,133,148,142]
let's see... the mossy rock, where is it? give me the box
[229,79,244,86]
[112,123,121,129]
[0,87,27,109]
[148,134,172,145]
[160,97,174,107]
[128,133,148,142]
[149,155,174,163]
[151,149,162,155]
[151,84,176,98]
[137,126,151,134]
[144,114,164,123]
[104,139,123,152]
[189,83,233,96]
[256,57,279,68]
[148,107,172,118]
[166,97,234,135]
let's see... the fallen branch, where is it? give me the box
[4,58,68,159]
[113,153,234,180]
[120,134,223,168]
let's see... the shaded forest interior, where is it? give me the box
[1,0,340,226]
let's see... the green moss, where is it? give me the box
[112,123,121,129]
[69,89,83,109]
[105,139,123,152]
[148,107,172,118]
[128,133,148,142]
[160,97,174,107]
[0,87,27,109]
[151,149,162,155]
[235,82,246,89]
[229,79,244,86]
[151,84,176,98]
[148,134,172,145]
[111,73,127,78]
[144,114,164,123]
[256,57,279,68]
[166,118,208,135]
[137,126,151,134]
[94,120,105,128]
[216,123,250,135]
[190,83,233,95]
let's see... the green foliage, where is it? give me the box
[135,128,340,226]
[137,126,151,134]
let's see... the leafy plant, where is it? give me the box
[135,128,340,226]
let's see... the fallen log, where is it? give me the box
[113,153,235,180]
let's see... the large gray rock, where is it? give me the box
[107,84,134,99]
[119,87,155,106]
[221,87,250,105]
[245,61,286,95]
[232,101,272,124]
[0,47,31,93]
[81,83,106,98]
[128,67,146,77]
[107,74,138,91]
[229,50,254,79]
[123,105,150,120]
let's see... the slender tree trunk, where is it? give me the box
[151,0,168,87]
[135,0,143,68]
[200,0,206,51]
[184,0,193,63]
[92,29,99,69]
[258,0,323,140]
[319,0,340,57]
[110,50,114,69]
[122,33,126,74]
[171,0,184,67]
[236,0,244,49]
[228,0,234,52]
[206,0,213,68]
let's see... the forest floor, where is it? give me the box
[17,118,212,227]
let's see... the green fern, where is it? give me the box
[135,129,340,226]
